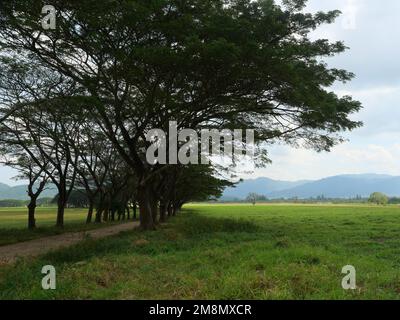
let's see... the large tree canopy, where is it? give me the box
[0,0,362,229]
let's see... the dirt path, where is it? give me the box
[0,221,139,264]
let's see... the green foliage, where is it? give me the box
[246,192,267,204]
[388,197,400,205]
[0,199,28,207]
[52,190,90,208]
[0,0,362,166]
[368,192,389,205]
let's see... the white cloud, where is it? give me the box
[246,0,400,182]
[247,143,400,181]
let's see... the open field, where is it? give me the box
[0,207,128,246]
[1,203,400,299]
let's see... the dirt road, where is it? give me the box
[0,221,139,264]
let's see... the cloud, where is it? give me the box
[247,143,400,181]
[307,0,400,89]
[244,1,400,181]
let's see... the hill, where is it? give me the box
[267,174,400,199]
[0,183,57,200]
[222,174,400,200]
[221,177,310,200]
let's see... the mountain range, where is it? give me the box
[222,174,400,200]
[1,173,400,201]
[0,183,57,201]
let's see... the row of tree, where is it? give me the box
[0,0,362,230]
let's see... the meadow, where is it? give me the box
[0,203,400,299]
[0,207,124,246]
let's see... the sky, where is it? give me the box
[242,0,400,181]
[1,0,399,185]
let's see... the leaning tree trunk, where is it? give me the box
[95,207,102,223]
[86,200,94,224]
[95,194,105,223]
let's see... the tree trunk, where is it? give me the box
[95,194,105,223]
[103,206,109,222]
[159,203,167,223]
[56,204,65,228]
[27,198,37,230]
[137,184,156,230]
[167,201,173,217]
[86,201,94,224]
[56,193,66,228]
[173,202,180,215]
[150,195,159,225]
[126,206,130,220]
[133,203,137,220]
[95,208,102,223]
[172,205,176,216]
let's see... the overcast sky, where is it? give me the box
[1,0,399,185]
[244,0,400,181]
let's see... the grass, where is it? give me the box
[0,203,400,299]
[0,207,129,246]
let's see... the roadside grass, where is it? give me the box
[0,207,132,246]
[1,204,400,299]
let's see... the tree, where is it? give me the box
[53,190,90,208]
[0,0,362,229]
[0,58,82,228]
[70,122,113,223]
[0,151,51,229]
[246,192,266,205]
[389,197,400,205]
[1,103,81,228]
[369,192,388,206]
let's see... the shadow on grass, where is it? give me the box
[0,227,66,247]
[0,220,136,247]
[37,209,262,265]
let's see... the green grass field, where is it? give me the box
[1,203,400,299]
[0,207,126,246]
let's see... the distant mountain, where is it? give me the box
[0,183,57,200]
[2,173,400,201]
[221,174,400,200]
[221,177,310,200]
[266,174,400,199]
